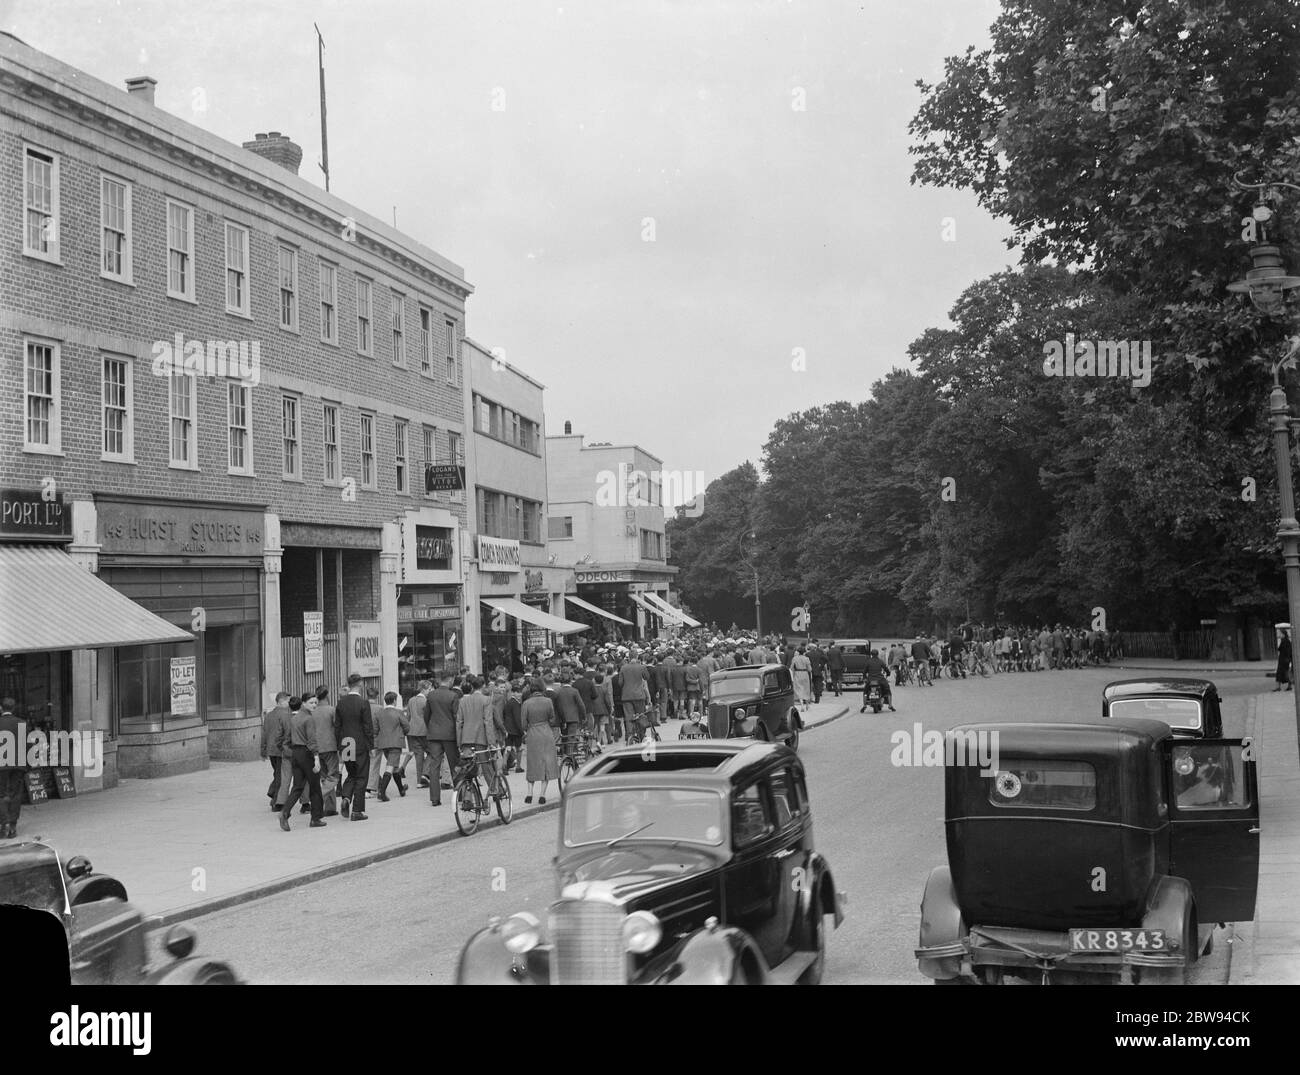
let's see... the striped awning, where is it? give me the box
[640,591,701,627]
[628,592,684,623]
[0,545,194,653]
[480,597,589,635]
[564,594,633,626]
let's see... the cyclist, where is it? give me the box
[910,636,932,685]
[947,631,967,678]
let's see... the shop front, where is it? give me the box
[0,488,195,792]
[95,495,265,778]
[573,565,680,642]
[397,507,463,695]
[474,536,585,671]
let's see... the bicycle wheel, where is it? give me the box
[495,773,512,824]
[454,779,481,836]
[978,660,991,678]
[560,755,580,787]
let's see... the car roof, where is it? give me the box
[569,740,796,791]
[948,719,1176,758]
[1102,678,1218,700]
[713,663,784,675]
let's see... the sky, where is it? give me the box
[5,0,1013,507]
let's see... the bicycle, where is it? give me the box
[894,661,914,687]
[453,745,512,836]
[913,657,933,686]
[625,716,662,747]
[557,730,601,787]
[972,654,993,678]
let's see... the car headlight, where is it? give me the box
[623,911,662,954]
[163,924,197,959]
[500,912,541,954]
[734,708,746,720]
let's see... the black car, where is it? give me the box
[456,741,844,984]
[915,720,1258,984]
[0,841,240,984]
[706,664,803,751]
[1101,678,1224,738]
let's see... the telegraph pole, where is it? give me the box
[315,24,330,191]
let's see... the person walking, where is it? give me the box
[260,692,291,811]
[404,680,430,790]
[655,652,676,722]
[0,697,25,839]
[335,673,375,821]
[826,643,844,696]
[807,643,825,703]
[279,696,325,831]
[502,679,525,772]
[666,653,686,725]
[364,687,385,795]
[552,671,589,753]
[622,651,652,734]
[790,646,813,710]
[310,687,340,817]
[458,677,506,798]
[374,691,410,802]
[522,677,559,804]
[1275,629,1293,692]
[425,673,461,807]
[589,666,613,745]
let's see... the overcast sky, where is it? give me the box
[8,0,1012,506]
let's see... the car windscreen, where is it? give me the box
[0,863,68,918]
[710,675,762,696]
[987,760,1097,811]
[1107,697,1202,729]
[563,788,725,847]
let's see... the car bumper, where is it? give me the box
[916,925,1188,974]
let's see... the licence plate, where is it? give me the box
[1069,928,1165,953]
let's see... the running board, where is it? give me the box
[766,951,818,985]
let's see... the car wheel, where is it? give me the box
[752,720,770,744]
[192,964,238,984]
[784,714,800,753]
[796,899,825,985]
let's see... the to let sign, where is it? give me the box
[348,620,383,678]
[1,488,71,541]
[170,656,197,716]
[303,611,324,673]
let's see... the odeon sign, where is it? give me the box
[576,570,632,583]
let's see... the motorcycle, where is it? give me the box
[863,677,885,714]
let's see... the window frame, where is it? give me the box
[224,221,250,315]
[391,291,406,367]
[419,306,433,375]
[23,145,60,263]
[100,174,133,284]
[356,277,374,356]
[322,401,341,485]
[23,337,61,455]
[319,260,338,344]
[445,319,458,383]
[359,411,377,489]
[165,198,196,302]
[278,244,299,331]
[548,515,574,540]
[227,382,254,476]
[281,393,302,480]
[167,370,198,469]
[395,418,410,495]
[101,354,134,463]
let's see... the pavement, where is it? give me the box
[2,698,850,924]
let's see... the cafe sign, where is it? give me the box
[0,488,71,542]
[97,498,264,557]
[415,526,455,571]
[477,535,521,572]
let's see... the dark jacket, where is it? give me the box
[826,645,845,672]
[426,686,461,741]
[552,683,588,726]
[863,655,889,681]
[312,703,338,752]
[260,704,290,758]
[334,691,375,755]
[374,705,410,750]
[287,708,320,756]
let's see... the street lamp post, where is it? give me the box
[748,530,762,637]
[1228,174,1300,764]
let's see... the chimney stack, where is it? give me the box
[241,131,304,176]
[564,421,572,434]
[125,76,157,106]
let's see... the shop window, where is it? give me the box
[116,641,200,733]
[203,623,260,721]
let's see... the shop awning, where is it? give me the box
[640,591,701,628]
[480,597,589,635]
[0,545,194,653]
[563,594,634,626]
[628,592,685,624]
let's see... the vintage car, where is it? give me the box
[915,720,1258,984]
[705,663,802,751]
[0,840,240,984]
[1101,678,1224,738]
[829,639,872,684]
[456,740,844,984]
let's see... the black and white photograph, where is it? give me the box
[0,0,1295,1043]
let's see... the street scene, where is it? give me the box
[1,0,1299,1020]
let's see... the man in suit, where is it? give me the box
[279,696,325,830]
[335,673,375,821]
[425,673,461,807]
[552,672,589,739]
[374,691,410,801]
[0,697,25,838]
[621,651,651,732]
[404,680,430,789]
[666,652,687,722]
[457,677,505,797]
[310,687,339,816]
[826,644,844,696]
[748,640,766,666]
[260,692,291,811]
[653,654,673,723]
[572,666,599,735]
[806,644,825,703]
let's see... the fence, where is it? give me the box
[279,633,380,700]
[1121,630,1216,661]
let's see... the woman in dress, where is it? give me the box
[522,676,559,803]
[790,646,813,710]
[1275,629,1293,692]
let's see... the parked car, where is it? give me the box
[706,663,802,751]
[456,740,844,984]
[829,640,872,684]
[915,719,1258,984]
[0,840,240,984]
[1101,678,1223,738]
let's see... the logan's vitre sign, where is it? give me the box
[97,499,264,557]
